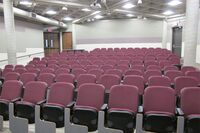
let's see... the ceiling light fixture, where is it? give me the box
[82,8,91,12]
[122,3,135,9]
[46,10,57,15]
[126,14,134,17]
[62,7,68,11]
[94,15,103,19]
[138,0,142,4]
[19,1,33,6]
[168,0,182,6]
[63,17,73,21]
[163,10,174,15]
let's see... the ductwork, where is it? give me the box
[0,3,68,29]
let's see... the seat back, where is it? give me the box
[98,74,121,91]
[5,65,14,69]
[181,66,197,75]
[23,81,47,104]
[88,69,104,80]
[144,70,162,83]
[77,74,96,88]
[4,72,20,81]
[72,68,87,79]
[40,68,55,74]
[48,82,74,107]
[123,75,144,95]
[55,74,75,84]
[174,76,198,96]
[0,80,23,101]
[2,68,13,77]
[186,71,200,84]
[148,76,171,87]
[14,68,27,75]
[108,85,138,113]
[105,69,122,78]
[76,83,105,111]
[143,86,176,114]
[55,68,70,77]
[181,87,200,116]
[38,73,55,87]
[165,70,184,83]
[124,69,143,76]
[20,73,37,85]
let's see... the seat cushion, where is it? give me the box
[145,111,174,117]
[108,108,135,114]
[0,99,10,104]
[16,101,35,107]
[44,103,65,108]
[74,105,98,111]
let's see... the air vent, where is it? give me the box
[30,12,36,18]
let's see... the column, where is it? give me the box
[162,20,168,49]
[3,0,17,65]
[60,32,63,53]
[184,0,199,66]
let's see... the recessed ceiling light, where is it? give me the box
[126,14,134,17]
[19,1,33,6]
[82,8,91,12]
[94,15,103,19]
[168,0,182,6]
[138,0,142,4]
[62,7,68,11]
[46,10,57,15]
[163,10,174,15]
[122,3,135,9]
[63,17,73,21]
[87,19,91,22]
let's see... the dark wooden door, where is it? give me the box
[62,32,73,50]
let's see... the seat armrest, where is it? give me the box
[138,106,143,113]
[101,104,108,111]
[37,99,46,105]
[67,101,75,109]
[11,97,21,102]
[176,108,184,116]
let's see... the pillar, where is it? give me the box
[60,32,63,53]
[184,0,199,66]
[3,0,17,65]
[162,20,168,49]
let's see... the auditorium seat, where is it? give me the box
[40,68,55,74]
[26,68,40,75]
[55,68,70,77]
[186,71,200,85]
[100,65,114,72]
[165,70,184,84]
[14,67,27,75]
[88,69,104,81]
[0,80,23,120]
[72,83,105,131]
[163,66,179,71]
[142,86,176,133]
[180,87,200,133]
[15,81,47,123]
[146,65,162,71]
[71,68,87,80]
[124,69,143,76]
[55,74,75,84]
[181,66,197,75]
[76,74,96,88]
[2,68,13,77]
[20,73,37,86]
[104,85,138,133]
[4,72,20,82]
[105,69,123,78]
[144,70,162,83]
[148,76,171,87]
[37,73,55,87]
[4,64,14,69]
[42,82,74,127]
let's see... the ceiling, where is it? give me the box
[1,0,186,23]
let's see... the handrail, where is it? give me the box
[0,52,44,63]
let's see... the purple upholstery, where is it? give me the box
[2,68,13,77]
[85,65,99,71]
[124,69,143,76]
[33,57,40,62]
[174,76,198,96]
[88,69,104,80]
[186,71,200,84]
[98,74,121,91]
[163,66,179,71]
[22,81,47,104]
[79,60,91,66]
[131,60,143,66]
[25,64,35,70]
[14,68,27,75]
[108,85,138,113]
[0,80,23,101]
[15,65,25,69]
[5,65,14,69]
[148,76,171,87]
[115,65,129,73]
[55,68,70,77]
[181,66,197,75]
[47,82,74,107]
[144,70,162,83]
[72,68,87,79]
[20,73,37,85]
[100,65,114,72]
[40,68,55,74]
[131,65,145,73]
[165,70,184,83]
[48,64,59,70]
[26,68,40,75]
[76,83,105,111]
[117,60,129,66]
[146,65,162,71]
[38,73,55,87]
[159,60,173,69]
[55,74,75,83]
[123,75,144,95]
[181,87,200,116]
[144,61,159,68]
[77,74,96,88]
[105,69,122,78]
[4,72,20,81]
[143,86,176,115]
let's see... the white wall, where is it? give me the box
[0,16,45,68]
[73,19,163,51]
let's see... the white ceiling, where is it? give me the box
[2,0,186,23]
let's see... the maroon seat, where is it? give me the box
[88,69,104,81]
[48,64,59,70]
[72,68,87,80]
[4,72,20,82]
[72,83,105,131]
[2,68,13,77]
[15,65,25,69]
[148,76,171,87]
[186,71,200,85]
[115,65,129,74]
[180,87,200,133]
[0,80,23,120]
[165,70,184,84]
[55,68,70,77]
[106,85,138,133]
[144,70,162,83]
[131,65,145,73]
[14,68,27,75]
[37,73,55,87]
[55,74,75,84]
[4,64,14,69]
[100,65,114,72]
[42,82,74,127]
[146,65,162,71]
[26,68,40,75]
[20,73,37,86]
[105,69,123,78]
[174,76,198,96]
[163,66,179,71]
[181,66,197,75]
[124,69,143,76]
[143,86,176,133]
[15,81,47,123]
[76,74,96,88]
[40,68,55,74]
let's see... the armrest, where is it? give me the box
[11,97,21,102]
[176,108,184,116]
[138,106,143,113]
[67,101,75,109]
[37,99,46,105]
[101,104,108,111]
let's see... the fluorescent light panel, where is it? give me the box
[82,8,91,12]
[126,14,134,17]
[122,3,135,9]
[168,0,182,6]
[94,15,103,19]
[163,10,174,15]
[46,10,57,15]
[63,17,73,21]
[19,0,33,6]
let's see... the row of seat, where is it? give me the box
[0,80,200,133]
